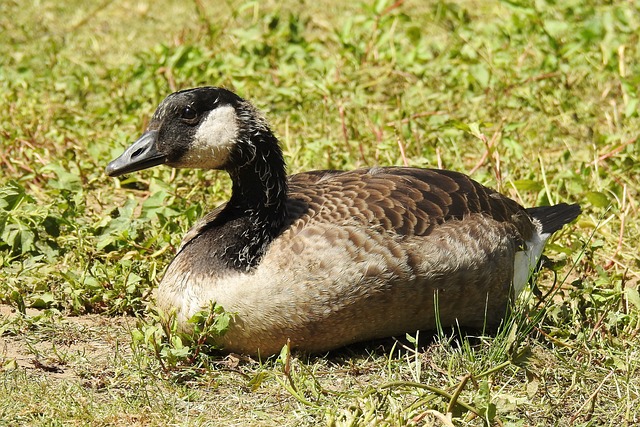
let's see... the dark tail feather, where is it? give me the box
[525,203,581,234]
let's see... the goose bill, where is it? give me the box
[106,130,166,177]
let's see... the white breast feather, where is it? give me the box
[512,219,549,295]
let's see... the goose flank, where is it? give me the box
[106,87,581,356]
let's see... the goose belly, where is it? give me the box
[156,219,519,355]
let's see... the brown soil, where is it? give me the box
[0,304,135,385]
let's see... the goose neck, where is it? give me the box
[223,131,289,266]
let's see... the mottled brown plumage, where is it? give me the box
[106,87,581,356]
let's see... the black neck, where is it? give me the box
[219,129,288,270]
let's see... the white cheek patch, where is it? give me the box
[179,105,239,169]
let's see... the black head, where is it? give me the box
[106,87,249,177]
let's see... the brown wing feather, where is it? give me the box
[286,167,535,241]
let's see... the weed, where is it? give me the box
[131,303,233,377]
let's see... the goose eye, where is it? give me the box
[181,106,197,121]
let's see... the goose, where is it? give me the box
[106,87,581,356]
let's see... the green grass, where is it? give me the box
[1,0,639,425]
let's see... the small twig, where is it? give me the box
[187,306,218,364]
[532,267,559,311]
[489,123,503,181]
[446,374,471,414]
[587,307,610,342]
[468,122,503,179]
[591,135,638,166]
[158,67,177,92]
[379,380,482,417]
[381,0,405,16]
[569,370,613,423]
[436,146,444,170]
[600,257,640,279]
[0,151,18,175]
[396,136,408,166]
[493,139,502,189]
[468,145,490,176]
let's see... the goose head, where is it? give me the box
[107,87,289,255]
[106,87,273,177]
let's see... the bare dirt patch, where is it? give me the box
[0,304,135,385]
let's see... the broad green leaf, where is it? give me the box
[585,191,610,208]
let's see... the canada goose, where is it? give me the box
[106,87,580,356]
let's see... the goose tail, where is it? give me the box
[525,203,581,235]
